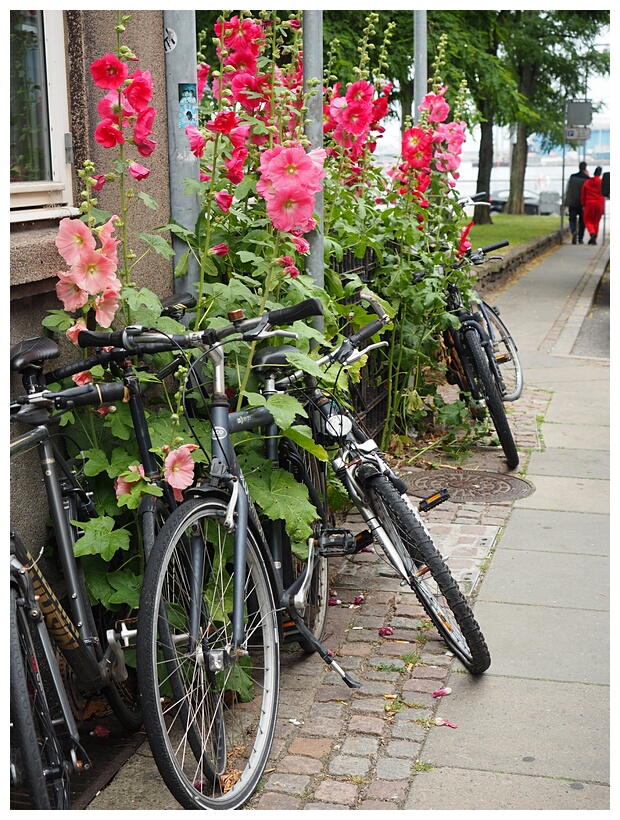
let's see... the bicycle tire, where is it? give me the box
[462,326,519,469]
[363,475,491,674]
[137,495,280,810]
[480,301,523,401]
[10,587,71,809]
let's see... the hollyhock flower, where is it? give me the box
[419,89,450,123]
[458,220,474,257]
[263,145,323,191]
[90,53,128,90]
[129,162,151,181]
[126,68,153,112]
[402,127,433,169]
[56,273,90,313]
[217,15,263,51]
[207,111,239,134]
[72,370,94,386]
[197,63,210,102]
[71,250,118,295]
[94,283,122,328]
[210,243,229,257]
[215,190,233,212]
[185,124,207,158]
[164,444,199,502]
[55,218,96,265]
[115,464,146,499]
[94,118,124,149]
[277,256,295,267]
[224,146,248,184]
[225,48,258,77]
[91,174,107,191]
[283,264,300,279]
[98,90,134,126]
[230,72,262,111]
[340,101,373,135]
[291,235,310,254]
[66,318,88,345]
[98,215,120,264]
[229,124,250,149]
[133,107,157,157]
[345,80,374,106]
[434,150,460,174]
[266,185,315,233]
[434,120,466,153]
[323,103,338,133]
[200,171,211,182]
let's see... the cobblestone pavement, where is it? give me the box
[244,382,550,811]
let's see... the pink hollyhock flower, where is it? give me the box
[419,89,450,124]
[277,256,295,267]
[217,15,263,52]
[56,273,89,313]
[458,220,474,257]
[225,48,258,77]
[98,215,120,264]
[71,250,118,295]
[283,264,300,279]
[224,146,247,184]
[230,72,262,111]
[133,107,157,157]
[94,118,124,149]
[90,53,128,90]
[186,124,207,158]
[126,68,153,112]
[98,90,134,126]
[340,101,373,135]
[129,162,151,181]
[66,318,88,345]
[323,103,338,133]
[266,185,315,233]
[402,127,433,170]
[56,218,96,265]
[434,150,460,174]
[197,63,210,103]
[94,283,122,328]
[207,111,239,134]
[215,190,233,213]
[164,444,199,502]
[378,627,394,637]
[210,243,229,257]
[345,80,374,106]
[229,124,250,149]
[115,464,146,499]
[72,370,94,386]
[291,235,310,254]
[91,174,107,191]
[263,145,324,192]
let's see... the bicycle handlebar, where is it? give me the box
[11,380,129,425]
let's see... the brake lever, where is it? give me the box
[341,340,389,365]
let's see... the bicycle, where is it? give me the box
[81,293,490,809]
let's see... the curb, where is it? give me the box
[476,229,568,293]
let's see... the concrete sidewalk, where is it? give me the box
[87,239,610,811]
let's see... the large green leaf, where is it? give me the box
[72,516,131,562]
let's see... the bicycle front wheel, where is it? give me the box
[462,326,519,469]
[364,476,491,675]
[137,495,280,810]
[481,301,523,401]
[10,587,70,809]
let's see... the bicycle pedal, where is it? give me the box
[494,352,512,364]
[418,488,450,512]
[317,528,358,557]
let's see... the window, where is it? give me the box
[10,10,75,222]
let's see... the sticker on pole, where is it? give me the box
[163,27,177,53]
[179,83,198,128]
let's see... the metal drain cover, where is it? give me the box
[403,468,534,503]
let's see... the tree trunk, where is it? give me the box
[506,121,529,213]
[399,79,414,134]
[474,114,494,224]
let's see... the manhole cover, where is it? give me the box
[403,469,534,503]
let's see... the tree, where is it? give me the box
[500,10,609,214]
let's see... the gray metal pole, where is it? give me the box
[163,11,200,298]
[413,11,427,123]
[303,10,324,300]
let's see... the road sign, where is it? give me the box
[565,126,591,141]
[566,101,592,125]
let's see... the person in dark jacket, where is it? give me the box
[563,161,589,244]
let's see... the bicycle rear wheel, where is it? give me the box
[10,587,71,809]
[480,301,523,401]
[462,326,519,469]
[137,495,280,810]
[363,475,491,674]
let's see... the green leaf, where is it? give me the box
[174,249,190,279]
[138,232,175,259]
[282,350,326,381]
[72,516,131,562]
[82,448,111,477]
[282,425,328,461]
[137,191,159,211]
[41,310,75,333]
[234,174,256,201]
[265,393,307,429]
[245,467,317,544]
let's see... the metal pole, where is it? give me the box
[560,99,566,241]
[163,11,200,298]
[303,10,324,304]
[413,11,427,123]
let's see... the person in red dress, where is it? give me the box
[580,166,606,245]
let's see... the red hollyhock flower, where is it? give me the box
[94,118,125,148]
[90,53,128,90]
[125,68,153,112]
[128,162,150,181]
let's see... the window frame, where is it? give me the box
[10,10,76,222]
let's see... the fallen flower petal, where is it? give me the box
[434,717,458,728]
[354,595,365,605]
[432,687,452,698]
[378,627,394,637]
[328,597,341,606]
[90,725,111,738]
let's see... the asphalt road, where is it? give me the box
[571,264,610,359]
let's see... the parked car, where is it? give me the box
[489,189,540,215]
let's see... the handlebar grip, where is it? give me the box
[58,381,128,408]
[78,328,127,348]
[347,318,386,348]
[266,298,323,327]
[480,240,509,253]
[46,349,123,383]
[470,191,488,202]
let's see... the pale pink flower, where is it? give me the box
[266,185,315,233]
[94,283,122,328]
[291,235,310,254]
[186,124,207,158]
[164,444,199,502]
[56,218,96,266]
[55,273,90,313]
[419,89,450,124]
[128,162,151,180]
[115,464,146,499]
[215,190,233,213]
[98,215,120,265]
[72,370,94,387]
[71,250,118,295]
[262,145,323,192]
[66,318,88,345]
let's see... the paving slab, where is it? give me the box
[540,421,609,451]
[497,509,609,555]
[473,600,609,684]
[405,766,610,811]
[418,675,609,783]
[478,548,609,610]
[526,448,609,479]
[543,387,610,426]
[514,474,609,514]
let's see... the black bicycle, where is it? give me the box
[79,293,490,809]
